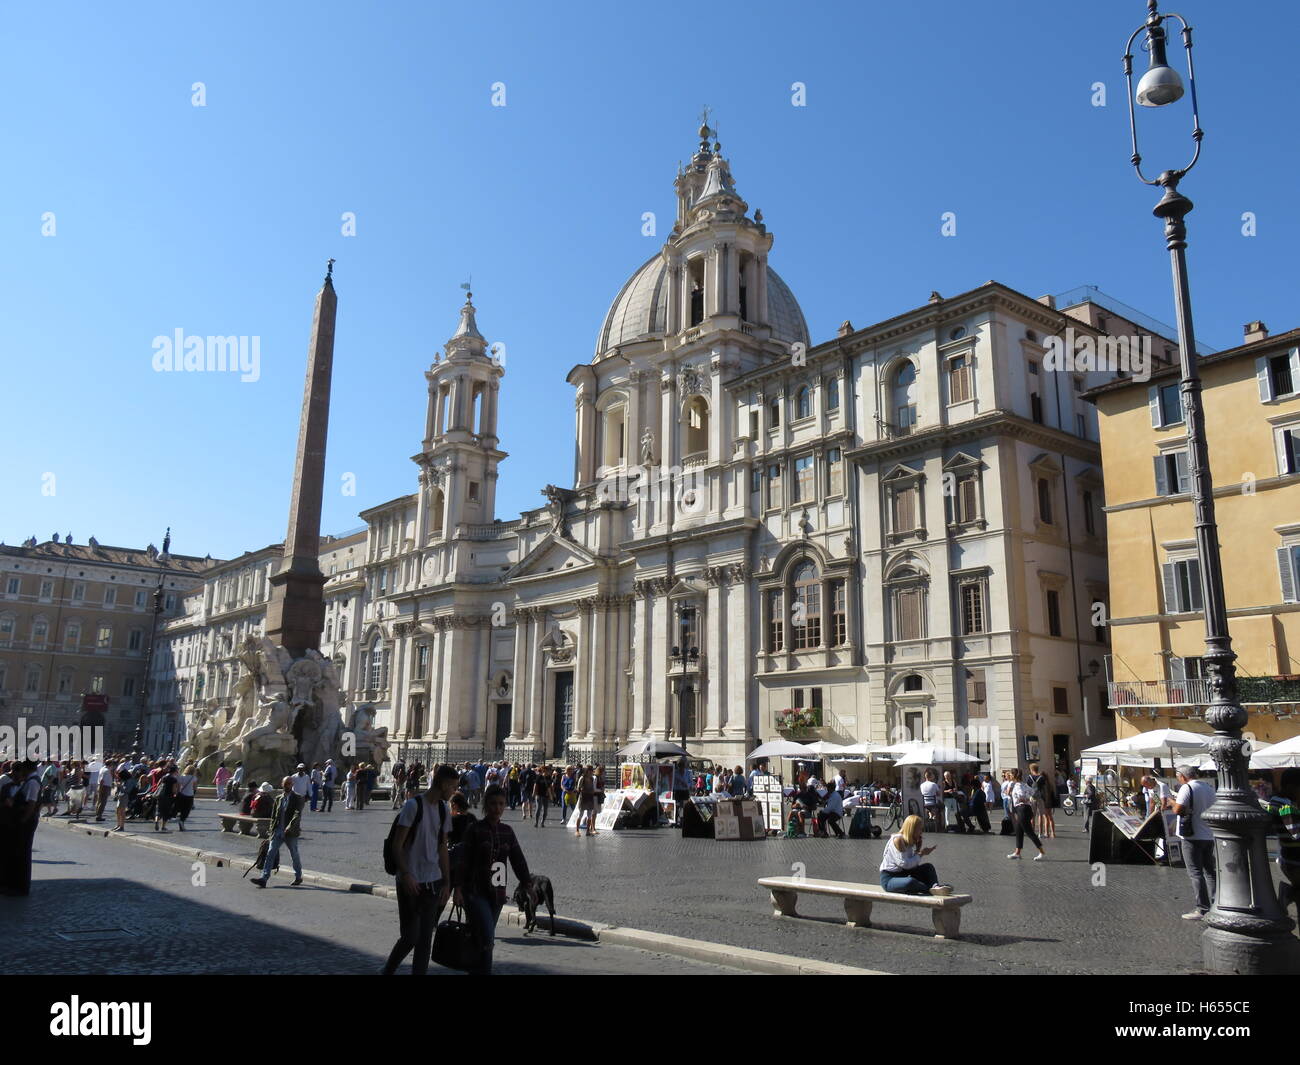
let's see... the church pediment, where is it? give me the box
[505,532,598,581]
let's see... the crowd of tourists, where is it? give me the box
[0,753,199,833]
[390,759,612,836]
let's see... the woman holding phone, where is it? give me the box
[879,814,952,895]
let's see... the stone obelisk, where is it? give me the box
[265,261,337,656]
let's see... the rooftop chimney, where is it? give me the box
[838,320,853,337]
[1244,320,1268,344]
[928,291,943,304]
[1037,294,1057,309]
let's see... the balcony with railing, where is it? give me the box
[456,520,519,541]
[877,420,916,441]
[775,706,828,738]
[1109,676,1300,709]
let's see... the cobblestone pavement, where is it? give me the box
[48,800,1294,975]
[3,826,752,976]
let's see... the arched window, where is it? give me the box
[602,404,626,468]
[827,377,840,411]
[903,673,924,692]
[369,637,384,689]
[791,561,822,649]
[795,386,812,420]
[892,361,918,434]
[31,617,49,647]
[430,487,445,538]
[437,385,451,436]
[472,383,485,435]
[339,617,348,641]
[0,614,15,647]
[889,567,927,641]
[684,396,709,459]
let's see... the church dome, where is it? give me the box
[594,254,810,359]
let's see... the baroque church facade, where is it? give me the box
[348,123,1128,772]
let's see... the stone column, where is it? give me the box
[429,627,446,739]
[725,244,740,316]
[422,372,438,450]
[634,589,651,733]
[574,602,593,739]
[530,614,546,745]
[666,262,681,336]
[576,388,597,486]
[725,572,751,740]
[705,247,720,318]
[657,377,677,531]
[756,255,769,325]
[511,610,530,742]
[590,601,609,742]
[705,582,723,735]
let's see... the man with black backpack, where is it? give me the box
[382,763,459,975]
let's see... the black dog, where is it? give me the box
[513,875,557,935]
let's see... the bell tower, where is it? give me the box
[666,116,772,340]
[413,292,506,543]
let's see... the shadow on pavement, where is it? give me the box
[0,878,384,975]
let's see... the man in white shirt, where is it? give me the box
[94,759,115,821]
[382,764,459,976]
[833,770,846,794]
[290,764,312,803]
[819,787,846,837]
[1171,765,1217,920]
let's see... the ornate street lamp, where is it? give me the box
[1122,1,1298,973]
[669,606,699,754]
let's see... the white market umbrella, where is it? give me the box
[617,738,688,759]
[1197,741,1277,773]
[1255,734,1300,769]
[892,745,982,767]
[801,740,849,755]
[1083,729,1210,755]
[1083,729,1209,770]
[826,742,885,759]
[746,740,813,761]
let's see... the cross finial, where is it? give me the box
[697,105,713,143]
[326,258,335,280]
[460,277,473,302]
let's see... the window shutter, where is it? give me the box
[1169,655,1186,683]
[961,477,977,522]
[1149,385,1162,426]
[1174,450,1190,493]
[1161,563,1178,613]
[1153,455,1169,496]
[1257,356,1274,402]
[1290,348,1300,395]
[1187,559,1204,612]
[1277,429,1292,476]
[1279,547,1297,604]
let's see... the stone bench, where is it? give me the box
[219,813,270,837]
[757,875,973,940]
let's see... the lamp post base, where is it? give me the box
[1202,925,1300,976]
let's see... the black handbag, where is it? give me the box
[432,905,483,971]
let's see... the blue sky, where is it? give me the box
[2,1,1296,561]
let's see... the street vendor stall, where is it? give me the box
[872,741,980,829]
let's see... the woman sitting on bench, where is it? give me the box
[879,815,952,896]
